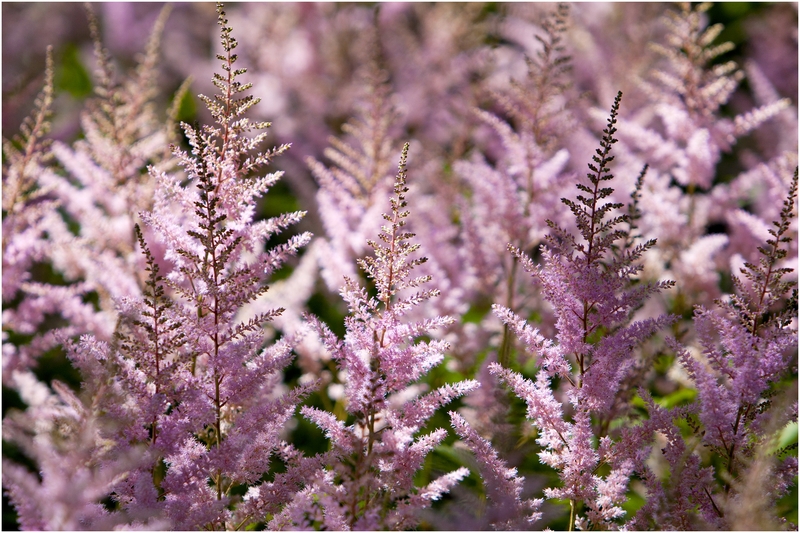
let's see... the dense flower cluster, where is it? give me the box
[2,2,797,531]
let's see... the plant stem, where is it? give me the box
[499,252,519,367]
[569,499,576,531]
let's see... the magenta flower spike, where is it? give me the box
[298,143,476,530]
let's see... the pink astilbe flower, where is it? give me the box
[300,66,407,382]
[302,42,479,375]
[671,169,798,527]
[2,47,57,379]
[308,54,402,293]
[302,43,477,372]
[119,5,312,528]
[613,2,795,312]
[644,3,789,187]
[5,5,315,529]
[298,144,476,530]
[511,93,674,413]
[3,27,182,525]
[449,411,542,530]
[41,3,175,309]
[99,227,193,504]
[2,376,165,530]
[491,92,676,529]
[3,7,182,383]
[457,5,574,340]
[453,5,581,390]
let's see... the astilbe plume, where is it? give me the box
[2,47,56,379]
[239,43,407,384]
[616,2,794,310]
[352,6,490,365]
[122,5,311,528]
[713,135,798,302]
[300,47,475,381]
[2,6,184,384]
[48,3,174,302]
[307,52,402,294]
[1,10,175,530]
[1,15,181,524]
[458,4,573,313]
[491,2,572,150]
[490,93,676,530]
[5,5,312,529]
[451,5,578,454]
[449,411,542,530]
[304,48,479,376]
[293,144,477,530]
[642,2,789,188]
[668,169,799,528]
[453,5,576,387]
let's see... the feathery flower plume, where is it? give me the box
[5,4,312,529]
[308,50,402,293]
[3,6,180,384]
[2,47,57,379]
[298,143,476,530]
[124,4,311,527]
[618,2,794,312]
[456,4,574,370]
[671,169,798,527]
[491,92,675,530]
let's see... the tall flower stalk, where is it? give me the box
[5,4,312,529]
[670,169,798,528]
[457,4,574,368]
[491,93,676,530]
[124,5,311,527]
[2,47,56,379]
[293,144,476,530]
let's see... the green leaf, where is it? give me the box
[174,88,197,124]
[463,300,492,324]
[56,44,92,99]
[656,388,697,409]
[779,422,798,450]
[622,488,646,516]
